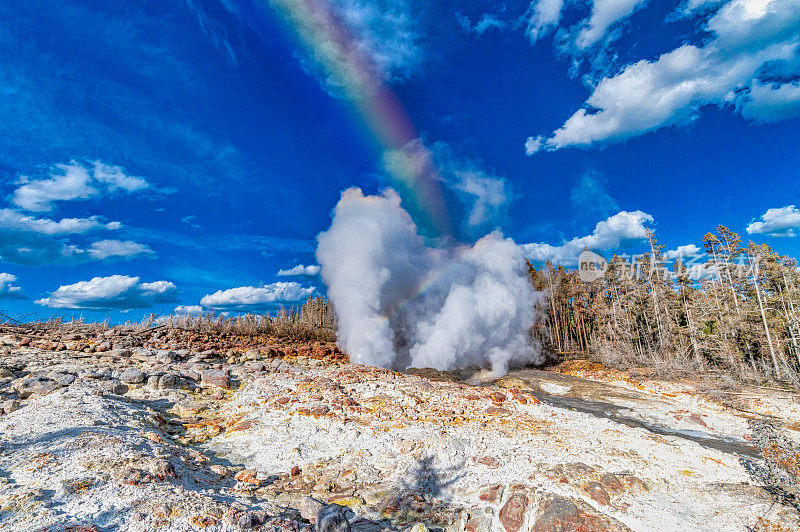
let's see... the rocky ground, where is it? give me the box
[1,325,799,531]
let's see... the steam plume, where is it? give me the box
[316,187,542,375]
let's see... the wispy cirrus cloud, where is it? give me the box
[382,139,511,237]
[87,240,155,260]
[0,209,119,235]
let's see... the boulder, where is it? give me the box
[200,369,230,389]
[499,492,529,532]
[531,494,631,532]
[316,504,350,532]
[120,368,146,384]
[1,399,20,414]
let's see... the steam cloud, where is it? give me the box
[316,187,542,375]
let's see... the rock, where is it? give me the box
[210,464,227,476]
[150,459,177,480]
[14,376,60,398]
[299,496,325,520]
[158,373,179,389]
[498,492,529,532]
[1,399,20,414]
[478,484,504,503]
[622,475,649,492]
[156,351,176,364]
[201,369,230,389]
[316,504,350,532]
[600,473,624,493]
[95,342,111,353]
[234,469,260,485]
[49,372,76,386]
[245,361,266,372]
[583,481,611,505]
[99,380,129,396]
[119,368,146,384]
[532,494,631,532]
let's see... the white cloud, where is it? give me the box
[524,135,543,155]
[36,275,178,310]
[0,273,22,298]
[270,0,423,97]
[333,0,422,79]
[527,0,800,153]
[0,209,127,266]
[200,282,315,311]
[683,0,727,14]
[11,160,149,212]
[383,139,510,235]
[87,240,154,259]
[572,0,649,50]
[665,243,702,259]
[526,0,565,42]
[524,210,653,264]
[747,205,800,236]
[0,209,118,235]
[458,12,508,35]
[277,264,321,276]
[738,80,800,122]
[449,167,509,231]
[174,305,205,314]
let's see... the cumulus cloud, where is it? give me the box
[665,243,702,260]
[317,187,541,375]
[87,240,154,260]
[174,305,205,314]
[36,275,178,310]
[524,210,653,264]
[199,282,315,311]
[0,273,22,298]
[277,264,321,276]
[526,0,800,153]
[738,80,800,122]
[747,205,800,236]
[11,160,149,212]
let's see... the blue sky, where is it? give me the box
[0,0,799,321]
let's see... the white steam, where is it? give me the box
[316,187,542,375]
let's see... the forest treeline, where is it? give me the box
[528,225,800,385]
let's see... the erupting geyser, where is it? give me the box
[316,187,543,376]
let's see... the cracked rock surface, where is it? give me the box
[0,327,799,531]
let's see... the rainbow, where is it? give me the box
[265,0,453,237]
